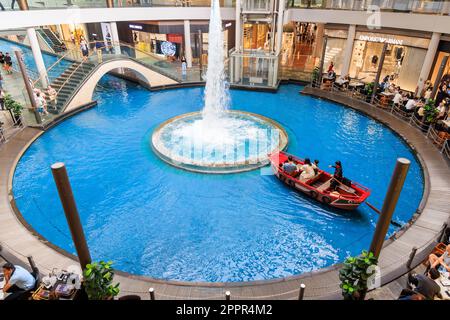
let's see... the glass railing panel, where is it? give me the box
[19,0,236,9]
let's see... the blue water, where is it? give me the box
[13,78,424,282]
[0,39,71,82]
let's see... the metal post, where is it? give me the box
[430,55,449,100]
[440,222,448,243]
[406,247,418,270]
[318,36,328,87]
[298,283,306,300]
[14,50,42,124]
[51,162,92,270]
[371,42,388,104]
[225,291,231,300]
[149,288,155,300]
[369,158,411,258]
[198,30,203,81]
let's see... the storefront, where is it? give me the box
[116,21,232,65]
[57,23,90,44]
[430,40,450,86]
[325,28,430,92]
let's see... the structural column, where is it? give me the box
[18,0,29,10]
[275,0,286,55]
[27,28,48,88]
[235,0,241,51]
[416,32,441,96]
[313,23,325,59]
[109,21,121,54]
[340,24,356,77]
[184,20,193,68]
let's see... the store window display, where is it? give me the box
[348,40,426,92]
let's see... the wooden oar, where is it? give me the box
[365,202,402,228]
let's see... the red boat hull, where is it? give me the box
[269,152,371,210]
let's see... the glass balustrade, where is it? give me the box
[288,0,449,14]
[0,0,448,13]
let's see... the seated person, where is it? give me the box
[397,291,426,300]
[407,268,442,300]
[312,159,320,176]
[282,156,297,176]
[392,89,403,108]
[436,99,448,120]
[403,95,416,112]
[2,262,36,301]
[429,244,450,274]
[298,158,315,181]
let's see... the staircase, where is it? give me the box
[37,28,66,53]
[48,61,96,114]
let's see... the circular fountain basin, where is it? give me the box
[151,110,288,173]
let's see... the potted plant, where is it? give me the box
[423,99,438,124]
[82,261,120,300]
[4,94,23,126]
[339,250,378,300]
[311,66,320,87]
[364,82,374,102]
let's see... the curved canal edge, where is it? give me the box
[0,85,448,299]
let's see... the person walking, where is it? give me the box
[10,0,15,10]
[0,2,5,11]
[4,53,13,74]
[181,56,187,79]
[80,38,89,59]
[0,89,5,111]
[95,37,103,63]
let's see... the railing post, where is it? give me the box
[14,50,42,125]
[225,291,231,300]
[440,223,448,243]
[298,283,306,300]
[51,162,92,270]
[369,158,410,258]
[149,288,155,300]
[441,140,447,154]
[406,247,418,270]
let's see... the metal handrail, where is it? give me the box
[53,47,100,97]
[442,140,449,157]
[31,48,77,87]
[426,126,446,147]
[409,113,429,132]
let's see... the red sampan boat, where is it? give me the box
[269,151,371,210]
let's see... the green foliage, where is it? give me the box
[339,250,378,300]
[311,67,320,84]
[423,99,438,123]
[4,94,23,117]
[365,82,375,96]
[83,261,120,300]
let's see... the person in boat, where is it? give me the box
[329,160,343,190]
[298,158,315,181]
[282,156,297,176]
[312,159,320,176]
